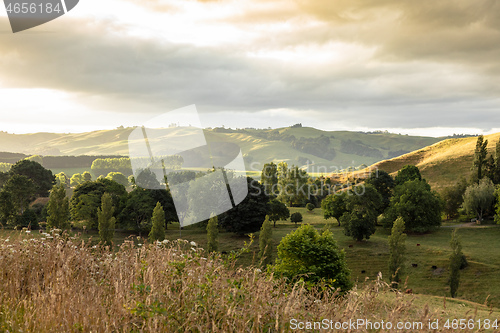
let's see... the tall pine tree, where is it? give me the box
[388,217,406,288]
[473,135,488,182]
[98,193,115,246]
[149,202,165,243]
[47,184,70,229]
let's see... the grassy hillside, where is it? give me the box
[351,133,500,192]
[0,127,442,176]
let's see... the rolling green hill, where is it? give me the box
[0,126,442,175]
[351,133,500,192]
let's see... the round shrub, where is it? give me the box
[274,224,353,292]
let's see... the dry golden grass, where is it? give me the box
[1,233,499,332]
[342,133,500,192]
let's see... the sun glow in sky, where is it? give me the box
[1,0,500,136]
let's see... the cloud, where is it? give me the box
[1,0,500,132]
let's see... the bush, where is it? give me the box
[274,224,352,292]
[306,203,315,212]
[290,212,303,225]
[15,209,39,229]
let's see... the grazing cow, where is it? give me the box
[412,263,418,267]
[405,289,413,294]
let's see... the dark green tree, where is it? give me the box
[268,198,290,227]
[340,210,375,242]
[394,165,422,186]
[290,212,303,226]
[16,208,39,229]
[321,191,348,226]
[149,189,178,223]
[135,169,161,189]
[2,174,36,215]
[119,188,156,233]
[388,217,406,288]
[365,170,394,212]
[0,190,15,225]
[98,193,115,247]
[219,177,269,235]
[47,184,70,230]
[0,172,10,189]
[340,185,382,241]
[473,135,488,183]
[442,178,468,220]
[10,159,54,197]
[384,180,442,233]
[306,203,315,212]
[206,215,219,253]
[274,224,352,291]
[149,202,165,243]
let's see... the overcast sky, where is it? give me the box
[1,0,500,136]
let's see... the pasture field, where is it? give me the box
[3,207,499,310]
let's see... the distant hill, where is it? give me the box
[0,127,442,174]
[353,133,500,192]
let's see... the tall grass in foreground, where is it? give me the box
[0,234,495,332]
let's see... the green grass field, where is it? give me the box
[3,207,500,309]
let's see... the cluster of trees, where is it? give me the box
[290,135,337,161]
[322,165,442,240]
[442,135,500,223]
[0,160,55,228]
[340,140,383,158]
[261,162,315,208]
[91,158,133,177]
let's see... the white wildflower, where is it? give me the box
[190,241,197,247]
